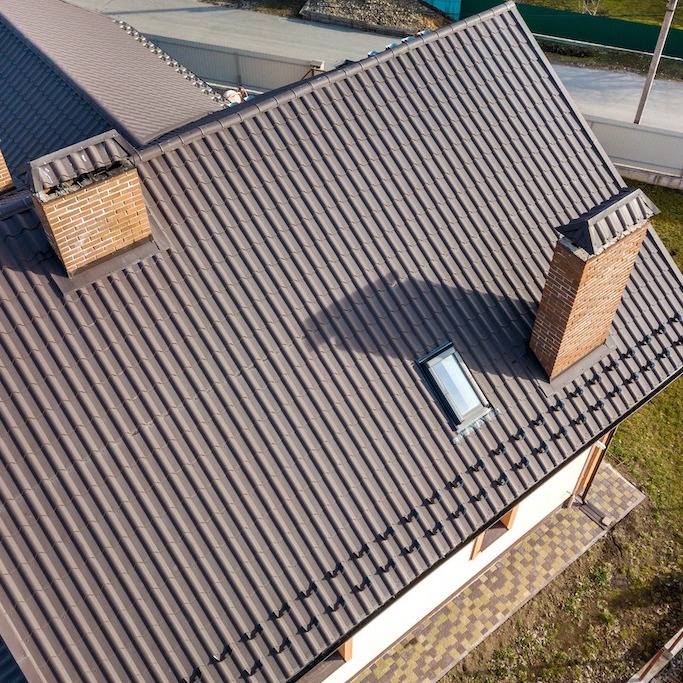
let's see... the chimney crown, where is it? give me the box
[557,188,659,257]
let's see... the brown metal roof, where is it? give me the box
[0,0,224,181]
[0,4,682,683]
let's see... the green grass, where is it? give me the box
[634,183,683,267]
[613,183,683,535]
[521,0,683,30]
[530,0,683,78]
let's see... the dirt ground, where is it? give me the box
[201,0,451,31]
[443,480,683,683]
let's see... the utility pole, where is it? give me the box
[634,0,679,124]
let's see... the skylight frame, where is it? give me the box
[418,343,491,429]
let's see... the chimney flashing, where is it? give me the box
[52,230,168,296]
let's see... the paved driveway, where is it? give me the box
[554,64,683,133]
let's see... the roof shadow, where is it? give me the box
[301,274,538,381]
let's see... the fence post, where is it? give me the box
[634,0,680,124]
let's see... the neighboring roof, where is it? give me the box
[0,11,111,182]
[0,0,223,181]
[65,0,398,70]
[0,4,682,683]
[558,187,660,255]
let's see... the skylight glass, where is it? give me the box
[420,345,490,428]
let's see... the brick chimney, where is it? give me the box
[0,149,13,193]
[30,132,152,276]
[530,189,658,380]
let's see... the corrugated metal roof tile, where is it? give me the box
[0,4,682,683]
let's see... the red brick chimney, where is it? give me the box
[30,132,152,276]
[0,150,13,194]
[530,189,658,380]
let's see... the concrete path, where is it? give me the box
[64,0,396,67]
[554,64,683,133]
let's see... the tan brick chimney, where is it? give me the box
[30,132,152,276]
[530,189,658,380]
[0,150,13,193]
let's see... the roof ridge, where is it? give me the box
[111,19,227,111]
[136,1,518,162]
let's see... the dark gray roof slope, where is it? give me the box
[0,4,682,683]
[0,11,112,182]
[0,0,223,181]
[559,187,659,255]
[0,636,26,683]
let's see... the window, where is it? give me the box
[419,344,490,428]
[471,505,519,559]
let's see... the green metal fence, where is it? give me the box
[428,0,462,20]
[444,1,683,58]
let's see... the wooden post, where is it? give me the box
[567,435,611,507]
[338,638,353,662]
[501,505,518,529]
[470,532,485,560]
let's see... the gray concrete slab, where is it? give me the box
[554,64,683,133]
[64,0,397,67]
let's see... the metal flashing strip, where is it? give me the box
[52,231,169,296]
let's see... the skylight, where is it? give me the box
[420,344,490,428]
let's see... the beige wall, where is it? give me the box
[323,445,594,683]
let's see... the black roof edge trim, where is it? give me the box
[290,363,683,683]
